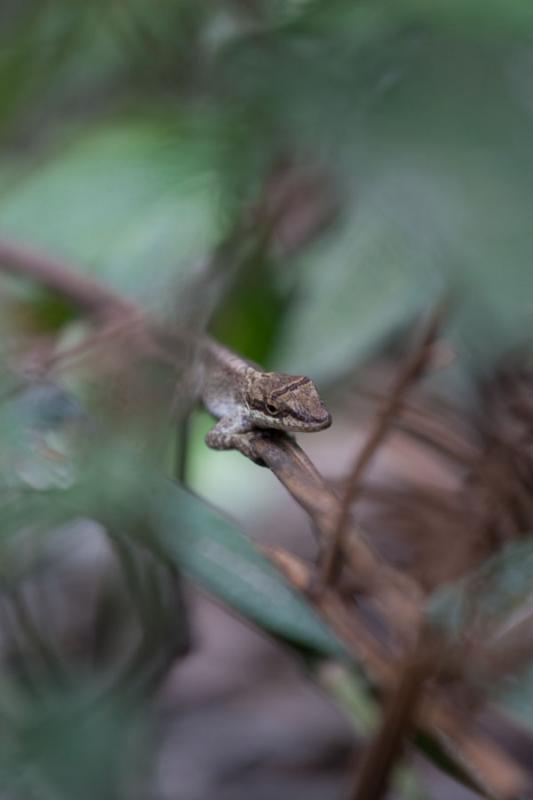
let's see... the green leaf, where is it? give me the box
[0,443,345,659]
[495,663,533,729]
[394,0,533,34]
[294,0,533,38]
[219,28,533,382]
[150,476,345,657]
[426,537,533,729]
[0,681,145,800]
[427,538,533,640]
[0,119,222,315]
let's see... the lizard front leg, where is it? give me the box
[205,414,264,464]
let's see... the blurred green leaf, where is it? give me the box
[0,442,346,658]
[81,448,347,657]
[3,8,533,380]
[0,682,145,800]
[295,0,533,37]
[0,2,85,125]
[427,539,533,731]
[495,662,533,730]
[150,476,346,657]
[0,119,223,315]
[318,662,378,732]
[427,538,533,640]
[217,28,533,382]
[393,0,533,34]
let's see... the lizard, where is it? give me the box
[193,336,332,463]
[0,237,332,463]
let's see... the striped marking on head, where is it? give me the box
[269,376,311,401]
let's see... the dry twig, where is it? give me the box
[0,239,138,318]
[319,304,445,588]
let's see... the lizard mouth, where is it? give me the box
[287,410,332,431]
[311,411,332,430]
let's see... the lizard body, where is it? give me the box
[195,337,331,461]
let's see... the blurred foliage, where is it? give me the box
[0,682,146,800]
[0,120,223,313]
[1,1,533,797]
[2,0,533,376]
[429,539,533,641]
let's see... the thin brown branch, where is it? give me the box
[349,630,437,800]
[35,317,148,378]
[251,431,423,643]
[352,386,476,464]
[319,303,446,588]
[264,543,400,687]
[0,238,138,318]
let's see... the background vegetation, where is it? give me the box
[2,1,533,798]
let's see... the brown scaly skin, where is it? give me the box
[197,338,331,463]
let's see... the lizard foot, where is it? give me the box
[205,429,267,466]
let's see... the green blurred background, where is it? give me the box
[3,0,533,379]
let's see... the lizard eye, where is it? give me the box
[266,401,279,415]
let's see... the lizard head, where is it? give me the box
[247,373,332,432]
